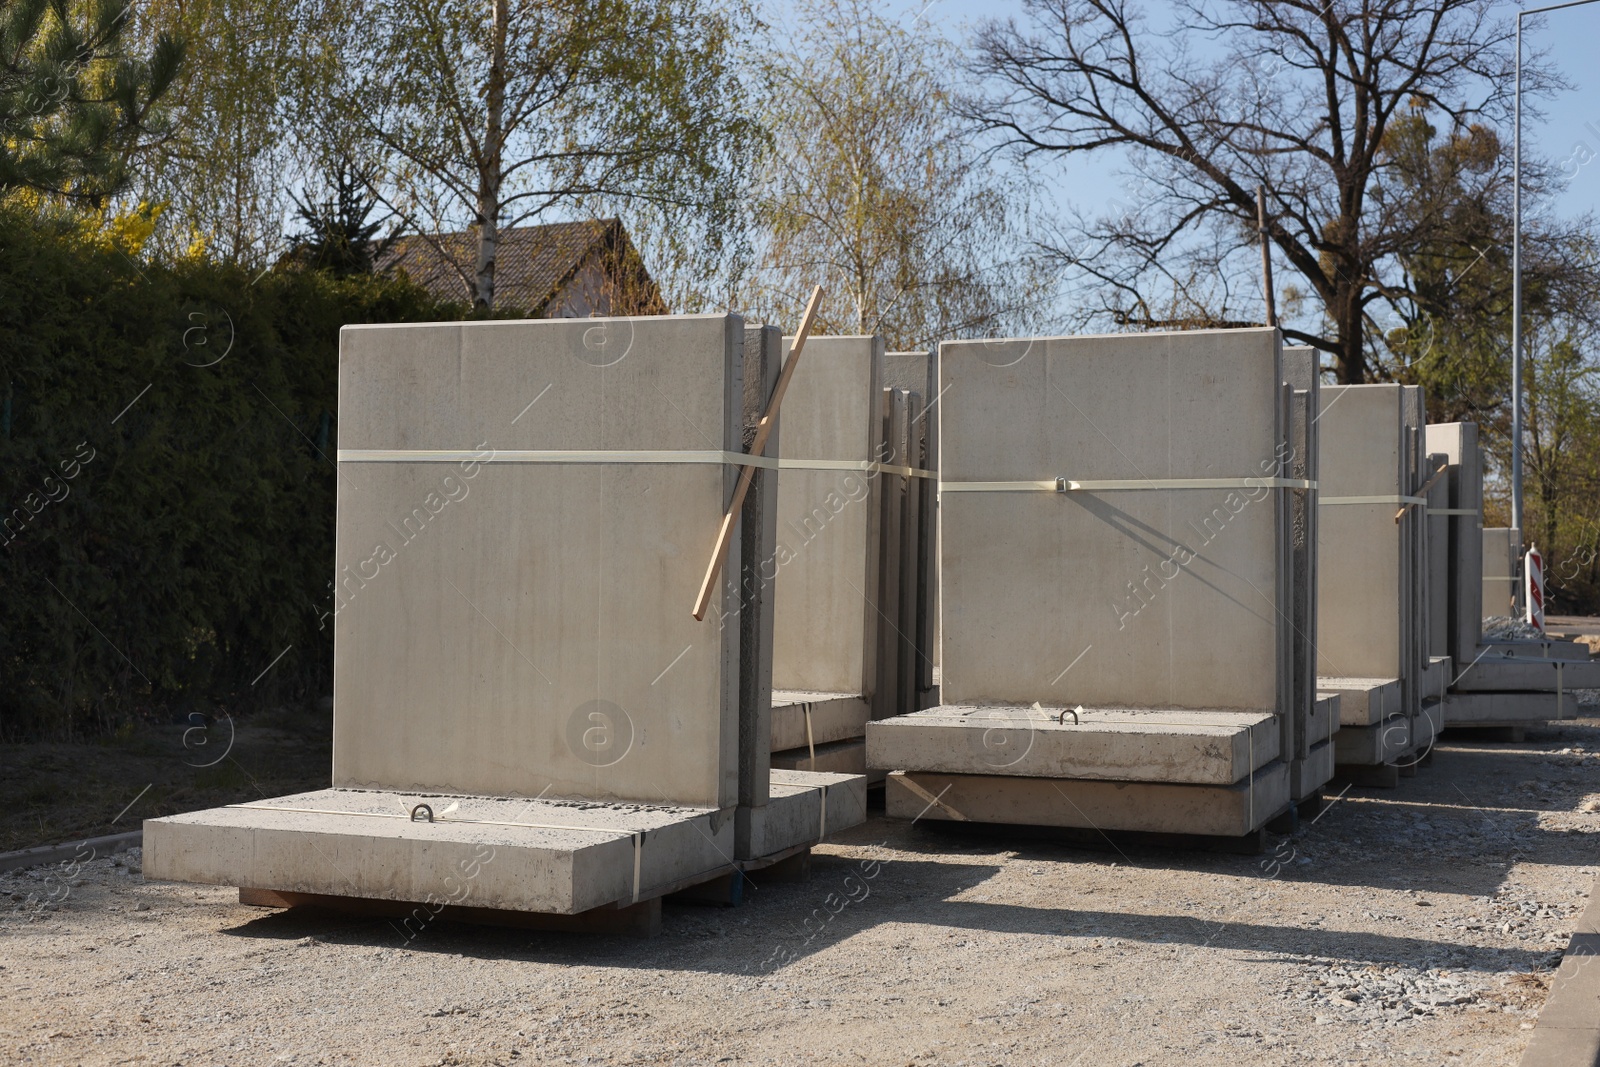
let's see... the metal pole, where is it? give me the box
[1511,0,1600,539]
[1512,15,1523,535]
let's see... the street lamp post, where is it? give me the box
[1512,0,1600,538]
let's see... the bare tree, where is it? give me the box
[967,0,1555,383]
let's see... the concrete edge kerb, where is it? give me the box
[1520,871,1600,1067]
[0,830,143,875]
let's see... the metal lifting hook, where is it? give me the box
[410,803,434,823]
[1058,707,1080,725]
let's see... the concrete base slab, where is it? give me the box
[1422,656,1453,701]
[865,705,1278,785]
[883,761,1290,837]
[1484,638,1590,660]
[149,777,866,920]
[761,770,869,855]
[1291,740,1335,802]
[1318,678,1402,726]
[770,691,871,753]
[1443,690,1570,725]
[1451,654,1600,692]
[1310,694,1341,745]
[770,739,885,784]
[1333,715,1415,766]
[144,789,737,915]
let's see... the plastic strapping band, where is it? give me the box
[1428,508,1479,516]
[1320,495,1427,506]
[779,458,936,479]
[940,477,1314,493]
[1557,662,1565,722]
[804,705,816,771]
[818,785,828,841]
[338,448,780,470]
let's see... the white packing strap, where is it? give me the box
[778,458,936,479]
[1320,495,1428,506]
[940,476,1314,493]
[339,448,779,469]
[1427,507,1479,516]
[804,704,816,771]
[632,832,643,904]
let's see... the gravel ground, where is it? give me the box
[4,717,1600,1067]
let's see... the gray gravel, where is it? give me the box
[3,718,1599,1066]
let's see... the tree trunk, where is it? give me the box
[474,0,509,311]
[1335,287,1365,385]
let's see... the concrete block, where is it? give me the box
[769,691,871,752]
[1443,690,1567,725]
[1452,655,1600,692]
[1331,702,1437,766]
[937,329,1286,709]
[144,789,737,915]
[760,770,869,854]
[1291,740,1335,801]
[865,705,1278,784]
[770,739,883,783]
[1309,693,1340,745]
[334,316,748,808]
[771,335,883,700]
[1421,656,1452,701]
[1318,677,1402,726]
[884,761,1290,837]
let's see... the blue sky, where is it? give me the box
[902,0,1600,224]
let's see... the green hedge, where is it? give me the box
[0,209,463,741]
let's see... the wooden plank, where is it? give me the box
[693,286,824,620]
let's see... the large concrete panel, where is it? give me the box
[884,763,1290,837]
[770,336,884,699]
[1316,385,1407,681]
[333,316,747,808]
[1483,527,1519,619]
[937,329,1286,710]
[866,706,1277,784]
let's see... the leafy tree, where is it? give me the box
[335,0,763,310]
[738,0,1048,350]
[1,0,183,205]
[123,0,345,263]
[966,0,1553,383]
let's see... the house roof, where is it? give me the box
[378,218,655,313]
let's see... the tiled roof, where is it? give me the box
[377,218,624,312]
